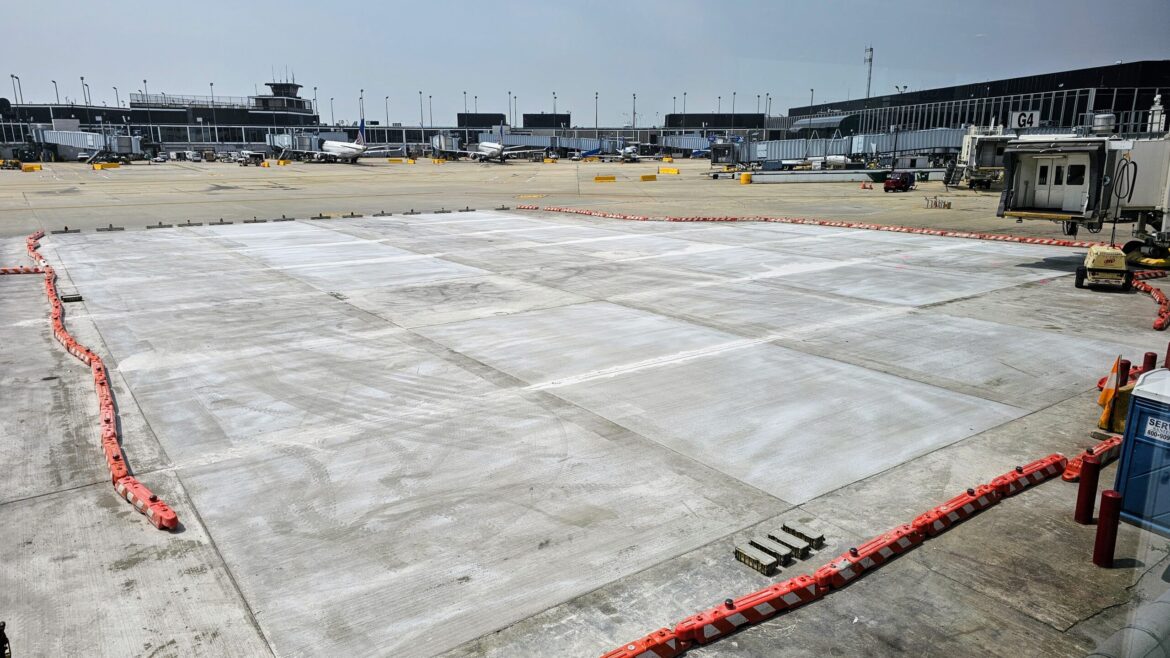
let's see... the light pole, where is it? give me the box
[474,95,477,113]
[209,82,216,143]
[632,93,636,129]
[810,88,814,106]
[594,91,598,140]
[330,97,335,126]
[9,75,20,123]
[79,76,85,104]
[463,90,467,114]
[514,95,519,126]
[52,80,59,104]
[418,91,424,127]
[683,91,687,129]
[84,84,91,107]
[113,86,119,108]
[717,95,721,114]
[360,88,365,121]
[732,91,736,128]
[144,79,152,143]
[553,91,557,115]
[673,96,676,114]
[757,94,760,113]
[507,90,511,124]
[385,96,389,126]
[428,95,432,128]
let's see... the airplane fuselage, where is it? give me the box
[319,140,368,162]
[473,142,508,161]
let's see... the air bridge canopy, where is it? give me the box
[790,114,860,137]
[1003,136,1106,154]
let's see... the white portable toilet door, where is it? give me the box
[1062,154,1090,212]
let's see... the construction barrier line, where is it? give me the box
[599,628,684,658]
[23,229,179,530]
[601,453,1066,657]
[989,454,1067,498]
[910,484,1000,537]
[812,524,923,590]
[1063,436,1124,482]
[674,576,820,646]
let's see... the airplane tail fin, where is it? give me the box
[356,118,366,146]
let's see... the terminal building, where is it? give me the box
[1,60,1166,160]
[787,60,1170,136]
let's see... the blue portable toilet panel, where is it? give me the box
[1115,368,1170,538]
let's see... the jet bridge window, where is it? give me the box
[1038,165,1049,185]
[1054,165,1064,185]
[1067,164,1086,186]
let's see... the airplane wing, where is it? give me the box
[362,144,407,155]
[500,147,548,158]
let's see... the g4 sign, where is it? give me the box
[1011,111,1039,129]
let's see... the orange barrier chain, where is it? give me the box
[601,453,1066,657]
[673,575,820,647]
[519,205,1107,249]
[599,628,685,658]
[989,454,1067,498]
[1132,274,1170,330]
[1063,436,1123,482]
[0,266,43,274]
[23,230,179,530]
[114,476,179,530]
[911,484,1000,537]
[813,524,923,589]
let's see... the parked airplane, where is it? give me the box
[612,142,666,163]
[279,119,404,163]
[453,141,547,163]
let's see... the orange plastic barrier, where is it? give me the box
[604,451,1067,656]
[1063,437,1122,482]
[813,524,922,590]
[519,205,1107,248]
[911,484,1000,537]
[673,575,820,646]
[989,453,1067,498]
[599,628,685,658]
[1133,276,1170,330]
[0,266,43,274]
[22,229,179,529]
[114,476,179,530]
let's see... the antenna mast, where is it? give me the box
[864,47,874,99]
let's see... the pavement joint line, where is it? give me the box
[0,476,114,508]
[172,470,278,656]
[209,222,801,528]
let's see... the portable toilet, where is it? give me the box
[1114,368,1170,537]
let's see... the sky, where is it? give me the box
[6,0,1169,127]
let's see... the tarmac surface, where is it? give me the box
[1,160,1168,657]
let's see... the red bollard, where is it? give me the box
[1074,454,1101,524]
[1118,360,1132,389]
[1093,490,1123,567]
[1144,352,1158,374]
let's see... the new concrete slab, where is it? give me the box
[179,390,783,656]
[0,474,270,657]
[416,301,745,385]
[4,205,1166,657]
[553,341,1023,504]
[796,312,1149,407]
